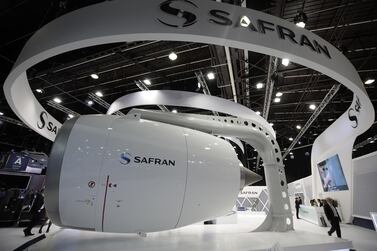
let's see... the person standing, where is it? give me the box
[295,197,302,219]
[23,189,45,236]
[324,197,342,238]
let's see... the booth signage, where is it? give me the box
[158,0,331,59]
[37,111,59,134]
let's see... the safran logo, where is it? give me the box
[157,0,198,28]
[120,152,131,165]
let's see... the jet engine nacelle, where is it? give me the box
[46,115,260,233]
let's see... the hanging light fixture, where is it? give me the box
[294,11,308,28]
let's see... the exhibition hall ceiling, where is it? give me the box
[0,0,376,180]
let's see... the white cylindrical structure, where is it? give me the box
[46,115,261,233]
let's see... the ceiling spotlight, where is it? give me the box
[328,118,334,122]
[240,16,251,27]
[36,89,43,93]
[294,11,308,28]
[256,82,264,89]
[197,82,201,89]
[296,125,301,129]
[269,123,274,126]
[274,97,281,103]
[309,104,316,110]
[172,109,178,113]
[87,100,94,106]
[168,52,178,61]
[276,92,283,97]
[289,137,293,141]
[365,78,375,85]
[53,97,62,104]
[289,152,293,155]
[90,73,99,79]
[68,114,74,119]
[143,79,152,85]
[207,72,215,80]
[0,112,3,116]
[95,91,103,97]
[296,21,306,28]
[282,58,290,66]
[313,133,318,136]
[256,111,261,115]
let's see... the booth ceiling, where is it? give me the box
[0,0,376,179]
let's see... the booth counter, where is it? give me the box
[298,205,343,227]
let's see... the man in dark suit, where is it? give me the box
[324,197,341,238]
[23,189,45,236]
[295,197,302,219]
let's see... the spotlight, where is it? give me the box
[256,111,261,115]
[172,109,178,113]
[207,72,215,80]
[36,89,43,93]
[274,97,281,103]
[143,79,152,85]
[365,78,375,85]
[296,125,301,129]
[168,52,178,61]
[289,152,293,155]
[87,100,94,106]
[95,91,103,97]
[294,11,308,28]
[269,123,274,126]
[282,58,290,66]
[197,82,201,89]
[53,97,62,104]
[309,104,316,110]
[90,73,99,79]
[276,92,283,97]
[0,112,3,116]
[296,21,306,28]
[328,118,334,121]
[68,114,74,119]
[289,137,293,141]
[256,83,264,89]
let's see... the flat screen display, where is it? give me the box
[317,154,348,192]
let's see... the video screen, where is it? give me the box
[317,154,348,192]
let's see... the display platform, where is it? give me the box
[1,215,353,251]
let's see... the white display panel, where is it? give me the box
[352,152,377,219]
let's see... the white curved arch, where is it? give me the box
[3,0,373,141]
[107,90,275,138]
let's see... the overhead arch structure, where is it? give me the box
[3,0,374,231]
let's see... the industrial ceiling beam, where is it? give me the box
[0,116,28,128]
[195,72,219,116]
[262,57,279,120]
[216,0,237,103]
[282,84,341,159]
[47,100,80,118]
[88,93,126,116]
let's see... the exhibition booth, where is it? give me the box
[2,0,376,250]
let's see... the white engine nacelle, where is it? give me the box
[46,115,261,233]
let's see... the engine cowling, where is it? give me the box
[46,115,261,233]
